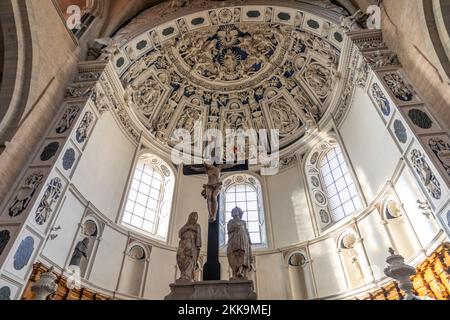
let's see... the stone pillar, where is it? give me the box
[347,29,450,236]
[0,60,130,300]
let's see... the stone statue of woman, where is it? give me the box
[227,207,253,280]
[176,212,202,282]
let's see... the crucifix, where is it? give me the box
[183,161,248,281]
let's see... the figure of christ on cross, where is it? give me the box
[189,162,238,222]
[183,161,248,280]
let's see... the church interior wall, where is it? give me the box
[87,224,128,292]
[338,85,402,202]
[143,246,176,300]
[117,255,146,297]
[169,174,210,248]
[40,189,87,268]
[308,236,347,298]
[30,79,449,299]
[286,253,316,300]
[394,168,443,250]
[0,0,449,302]
[356,208,394,280]
[71,112,136,222]
[380,194,423,261]
[266,166,315,248]
[254,252,289,300]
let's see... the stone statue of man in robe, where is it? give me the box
[176,212,202,282]
[227,207,253,280]
[69,237,89,267]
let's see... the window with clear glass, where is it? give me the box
[220,174,266,247]
[122,154,174,241]
[319,147,362,222]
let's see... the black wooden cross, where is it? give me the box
[183,162,248,281]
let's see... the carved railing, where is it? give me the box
[360,242,450,300]
[22,263,111,300]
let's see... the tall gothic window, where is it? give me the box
[220,174,267,247]
[122,154,175,241]
[319,146,362,222]
[305,139,363,230]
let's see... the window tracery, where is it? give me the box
[122,154,175,241]
[305,140,362,230]
[219,174,266,247]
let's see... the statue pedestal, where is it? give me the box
[164,280,257,300]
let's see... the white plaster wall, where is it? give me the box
[255,252,289,299]
[339,87,401,201]
[34,91,445,300]
[41,190,85,268]
[266,166,314,247]
[395,168,441,248]
[287,265,315,299]
[88,225,128,291]
[170,174,210,247]
[385,214,421,260]
[357,210,393,279]
[309,237,347,297]
[117,258,146,297]
[71,113,136,221]
[144,247,177,299]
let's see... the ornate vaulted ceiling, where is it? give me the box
[101,2,353,157]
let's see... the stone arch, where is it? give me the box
[336,230,366,288]
[0,0,33,151]
[117,241,150,297]
[68,215,103,278]
[422,0,450,82]
[284,249,313,300]
[379,196,419,259]
[126,242,149,261]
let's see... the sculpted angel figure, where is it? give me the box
[227,207,253,280]
[176,212,202,282]
[210,93,220,116]
[190,162,236,222]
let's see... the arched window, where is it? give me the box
[319,146,361,222]
[220,174,266,247]
[121,154,174,241]
[305,140,362,230]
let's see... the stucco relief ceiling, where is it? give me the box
[102,3,348,156]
